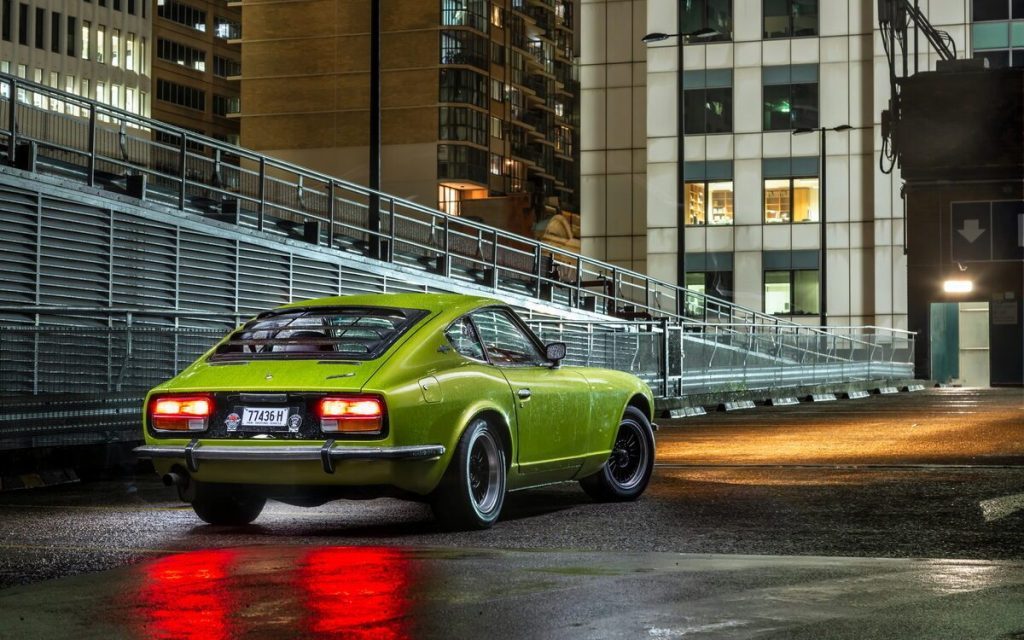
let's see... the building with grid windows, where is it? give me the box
[151,0,240,144]
[236,0,580,247]
[581,0,1013,334]
[0,0,150,117]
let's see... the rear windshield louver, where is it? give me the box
[209,306,428,361]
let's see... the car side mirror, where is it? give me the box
[545,342,567,366]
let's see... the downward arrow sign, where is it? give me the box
[958,219,986,243]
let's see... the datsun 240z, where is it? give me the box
[135,293,656,530]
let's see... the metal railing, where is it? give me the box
[1,312,915,401]
[0,312,914,448]
[0,73,806,330]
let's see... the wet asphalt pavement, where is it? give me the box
[0,387,1022,638]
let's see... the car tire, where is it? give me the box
[431,418,507,530]
[580,406,655,502]
[190,482,266,526]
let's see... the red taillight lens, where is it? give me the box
[149,395,213,432]
[318,396,384,434]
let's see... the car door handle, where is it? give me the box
[517,388,532,400]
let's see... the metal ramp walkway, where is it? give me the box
[0,76,915,450]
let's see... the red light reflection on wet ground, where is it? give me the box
[133,546,413,639]
[138,549,238,640]
[299,547,412,639]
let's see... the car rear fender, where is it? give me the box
[448,403,516,472]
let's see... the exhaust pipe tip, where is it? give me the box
[162,472,186,488]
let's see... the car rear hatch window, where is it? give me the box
[209,306,429,361]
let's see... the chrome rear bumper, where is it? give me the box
[134,440,446,474]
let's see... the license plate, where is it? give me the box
[242,407,289,427]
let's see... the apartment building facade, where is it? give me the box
[236,0,580,241]
[581,0,1006,331]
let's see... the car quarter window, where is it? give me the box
[470,308,547,366]
[444,317,486,361]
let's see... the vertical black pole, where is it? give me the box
[675,24,687,315]
[368,0,382,259]
[819,127,827,326]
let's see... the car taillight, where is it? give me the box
[318,396,384,434]
[149,395,213,432]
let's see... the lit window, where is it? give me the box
[764,177,818,223]
[764,270,819,315]
[97,25,105,63]
[81,21,90,60]
[685,180,733,225]
[111,28,120,67]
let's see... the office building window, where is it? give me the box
[971,0,1024,67]
[50,11,59,53]
[763,64,818,130]
[439,68,487,108]
[764,158,819,223]
[2,0,10,42]
[17,3,26,45]
[65,75,77,115]
[683,252,734,317]
[441,0,487,32]
[489,115,503,139]
[764,0,818,39]
[128,0,135,15]
[81,21,89,60]
[158,1,206,32]
[33,6,42,49]
[764,270,819,315]
[491,41,505,64]
[111,29,120,67]
[66,16,74,56]
[972,0,1024,21]
[156,78,205,111]
[685,181,734,225]
[765,177,820,223]
[125,33,134,71]
[683,69,732,134]
[490,153,502,176]
[681,0,732,42]
[683,161,734,226]
[158,38,206,72]
[97,25,105,63]
[490,4,502,28]
[125,87,135,113]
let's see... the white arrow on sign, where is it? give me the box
[958,218,986,243]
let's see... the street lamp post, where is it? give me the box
[642,28,718,317]
[792,124,852,326]
[368,0,382,260]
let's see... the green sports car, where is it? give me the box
[135,293,656,529]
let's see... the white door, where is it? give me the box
[958,302,990,387]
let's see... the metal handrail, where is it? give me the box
[1,73,812,333]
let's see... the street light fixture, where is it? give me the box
[641,27,720,316]
[792,124,853,326]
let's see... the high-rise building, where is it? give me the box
[237,0,580,245]
[151,0,240,144]
[581,1,995,330]
[0,0,151,117]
